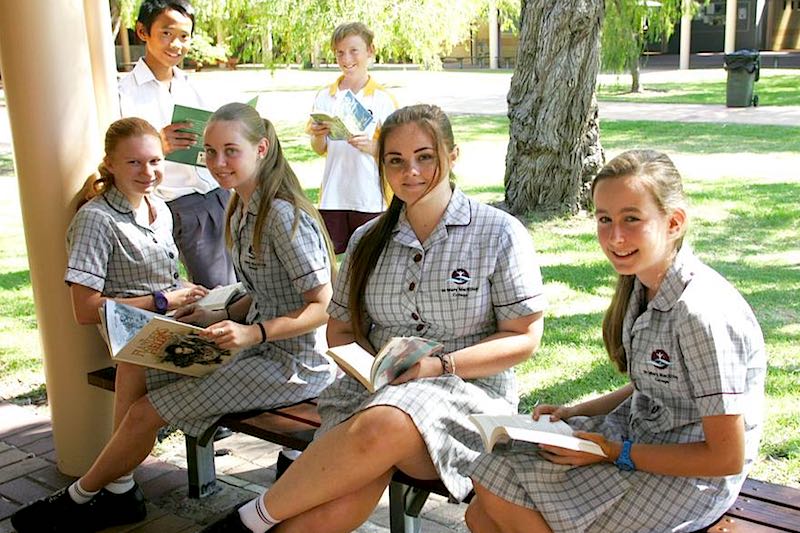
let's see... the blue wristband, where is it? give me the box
[614,439,636,471]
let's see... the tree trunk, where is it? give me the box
[504,0,605,215]
[629,55,642,92]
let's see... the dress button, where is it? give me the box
[408,282,415,291]
[413,253,422,262]
[415,324,424,332]
[168,252,174,259]
[411,312,419,321]
[255,303,259,309]
[153,238,158,244]
[173,272,179,279]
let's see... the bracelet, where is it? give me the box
[256,322,267,344]
[437,353,455,375]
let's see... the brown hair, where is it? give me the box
[207,102,336,269]
[347,104,456,343]
[331,21,374,50]
[78,117,161,209]
[592,149,688,372]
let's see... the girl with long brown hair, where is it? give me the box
[201,104,546,532]
[465,150,766,533]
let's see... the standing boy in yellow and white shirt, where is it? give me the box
[308,22,398,254]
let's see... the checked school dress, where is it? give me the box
[317,188,547,502]
[65,186,180,298]
[468,247,766,532]
[146,192,337,437]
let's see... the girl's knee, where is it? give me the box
[348,406,418,450]
[124,396,164,431]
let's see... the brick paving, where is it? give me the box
[0,402,468,533]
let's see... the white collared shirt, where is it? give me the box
[119,58,218,201]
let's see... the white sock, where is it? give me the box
[238,494,281,532]
[104,473,135,494]
[67,479,99,504]
[279,448,301,460]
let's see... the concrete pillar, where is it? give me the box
[0,0,114,475]
[84,0,121,126]
[488,0,498,69]
[725,0,738,53]
[680,0,693,69]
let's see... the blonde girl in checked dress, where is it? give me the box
[200,104,546,533]
[465,150,766,533]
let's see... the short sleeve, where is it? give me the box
[679,300,763,418]
[268,203,331,294]
[64,207,114,292]
[490,216,547,321]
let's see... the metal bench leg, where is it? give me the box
[185,433,217,498]
[389,480,429,533]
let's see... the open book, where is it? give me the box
[310,89,374,140]
[326,337,443,393]
[195,282,246,311]
[99,300,235,377]
[166,96,259,167]
[469,414,607,457]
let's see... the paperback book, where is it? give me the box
[469,413,607,457]
[310,89,374,140]
[99,300,235,377]
[326,336,443,393]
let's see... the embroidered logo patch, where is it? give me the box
[448,269,471,285]
[649,349,671,369]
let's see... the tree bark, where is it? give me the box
[504,0,605,215]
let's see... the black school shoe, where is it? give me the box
[10,483,146,533]
[199,508,251,533]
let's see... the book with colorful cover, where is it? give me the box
[99,300,236,377]
[310,89,374,140]
[326,336,443,393]
[469,413,607,457]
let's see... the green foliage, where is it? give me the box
[179,0,491,69]
[601,0,694,82]
[186,29,228,65]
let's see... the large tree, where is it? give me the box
[504,1,605,215]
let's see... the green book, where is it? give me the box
[165,96,259,167]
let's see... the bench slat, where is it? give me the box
[704,514,790,532]
[722,492,800,532]
[740,478,800,509]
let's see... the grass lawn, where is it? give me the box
[597,72,800,106]
[1,117,797,487]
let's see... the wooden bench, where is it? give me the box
[89,367,800,533]
[88,366,451,533]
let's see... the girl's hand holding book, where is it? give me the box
[390,355,446,385]
[200,320,260,350]
[173,303,224,327]
[532,403,575,422]
[166,284,208,311]
[538,431,614,466]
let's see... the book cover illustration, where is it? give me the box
[310,89,374,141]
[326,336,443,393]
[102,300,234,377]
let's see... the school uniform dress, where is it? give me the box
[119,58,235,288]
[65,186,180,298]
[317,188,546,502]
[146,193,337,437]
[468,247,766,532]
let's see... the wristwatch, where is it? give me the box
[614,439,636,471]
[152,290,169,314]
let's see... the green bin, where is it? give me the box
[724,50,760,107]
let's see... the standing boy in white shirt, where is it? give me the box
[308,22,398,254]
[119,0,235,288]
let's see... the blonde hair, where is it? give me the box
[331,21,374,50]
[78,117,161,209]
[592,149,688,372]
[207,103,336,270]
[347,104,456,343]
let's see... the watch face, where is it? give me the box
[154,291,168,313]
